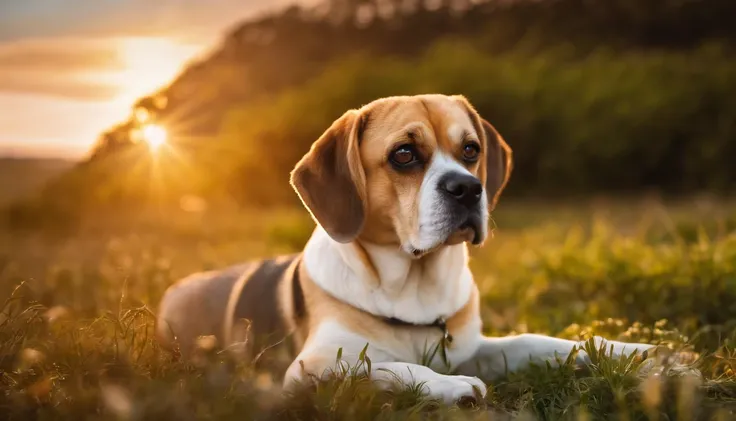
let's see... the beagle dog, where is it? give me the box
[155,94,656,404]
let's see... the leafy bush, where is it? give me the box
[219,41,736,205]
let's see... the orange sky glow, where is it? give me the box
[0,0,309,159]
[0,36,204,158]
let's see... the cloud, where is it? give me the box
[0,73,119,101]
[0,0,301,42]
[0,0,310,101]
[0,37,123,101]
[0,38,124,73]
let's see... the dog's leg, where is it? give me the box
[455,334,656,381]
[283,352,487,405]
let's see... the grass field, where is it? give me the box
[0,158,74,206]
[2,195,736,420]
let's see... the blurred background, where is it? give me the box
[2,0,735,232]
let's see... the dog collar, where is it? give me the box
[381,315,455,368]
[381,316,453,344]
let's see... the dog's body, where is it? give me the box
[156,94,656,404]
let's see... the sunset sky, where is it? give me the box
[0,0,309,159]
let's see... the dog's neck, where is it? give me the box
[303,226,474,325]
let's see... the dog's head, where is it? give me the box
[290,94,512,257]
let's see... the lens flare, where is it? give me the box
[141,124,167,151]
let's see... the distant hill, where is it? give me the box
[0,157,75,205]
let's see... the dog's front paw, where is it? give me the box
[421,375,487,406]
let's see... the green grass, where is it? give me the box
[2,196,736,420]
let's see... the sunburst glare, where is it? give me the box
[141,124,168,151]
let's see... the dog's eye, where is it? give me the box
[462,143,480,162]
[390,145,419,167]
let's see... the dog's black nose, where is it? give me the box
[441,173,482,208]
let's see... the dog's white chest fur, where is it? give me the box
[304,227,474,325]
[302,226,482,371]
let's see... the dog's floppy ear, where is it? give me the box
[479,117,513,210]
[290,109,368,243]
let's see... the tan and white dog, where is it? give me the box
[156,94,656,404]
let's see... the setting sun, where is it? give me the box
[141,124,168,151]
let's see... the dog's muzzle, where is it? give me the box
[438,172,484,244]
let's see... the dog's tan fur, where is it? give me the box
[156,94,655,405]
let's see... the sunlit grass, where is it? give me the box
[2,200,736,420]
